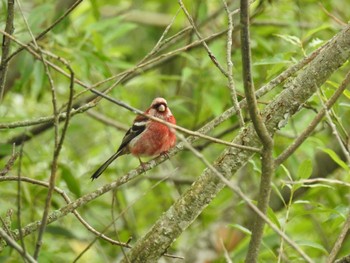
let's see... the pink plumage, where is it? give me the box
[91,97,176,180]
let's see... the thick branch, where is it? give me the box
[120,24,350,262]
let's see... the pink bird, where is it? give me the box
[91,97,176,180]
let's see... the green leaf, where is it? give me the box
[267,206,281,229]
[59,164,81,197]
[297,240,328,254]
[343,89,350,100]
[321,148,349,171]
[274,34,302,47]
[271,182,287,207]
[297,159,313,179]
[230,224,251,235]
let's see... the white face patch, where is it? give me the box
[134,121,147,126]
[158,104,166,112]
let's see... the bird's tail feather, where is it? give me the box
[91,150,122,180]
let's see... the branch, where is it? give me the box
[222,0,245,126]
[0,228,36,263]
[317,89,350,165]
[275,69,350,166]
[240,0,274,261]
[119,24,350,262]
[178,0,228,77]
[0,176,131,249]
[327,209,350,262]
[3,0,84,65]
[0,0,15,101]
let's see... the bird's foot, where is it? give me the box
[138,156,147,173]
[160,151,170,159]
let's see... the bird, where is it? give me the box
[91,97,176,180]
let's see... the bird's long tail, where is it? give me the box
[91,150,123,180]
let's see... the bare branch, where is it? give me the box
[0,0,15,100]
[0,144,18,176]
[327,209,350,263]
[240,0,274,261]
[16,143,26,257]
[12,0,75,257]
[178,0,229,77]
[222,0,245,127]
[0,228,36,263]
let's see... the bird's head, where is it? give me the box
[148,97,173,119]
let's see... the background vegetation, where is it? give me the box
[0,0,350,262]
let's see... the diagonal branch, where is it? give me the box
[0,228,36,263]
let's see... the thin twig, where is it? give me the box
[87,110,129,131]
[16,143,26,257]
[73,171,182,262]
[13,0,61,257]
[327,209,350,263]
[277,177,296,263]
[0,144,18,176]
[0,209,14,245]
[4,0,84,64]
[94,8,182,101]
[318,3,347,26]
[0,228,37,263]
[317,89,350,165]
[0,176,131,249]
[1,156,166,247]
[111,191,130,263]
[275,70,350,166]
[240,0,274,262]
[335,254,350,263]
[12,0,75,257]
[178,0,229,78]
[283,178,350,188]
[222,0,245,127]
[0,0,15,101]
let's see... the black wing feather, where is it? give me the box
[116,122,146,152]
[91,118,147,180]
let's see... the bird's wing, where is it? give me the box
[116,115,148,153]
[90,115,148,180]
